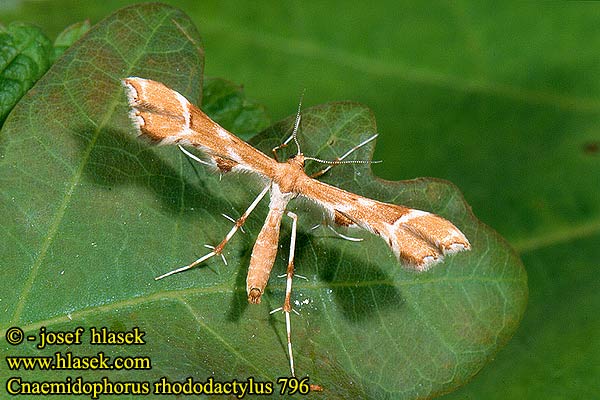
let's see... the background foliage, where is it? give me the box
[1,1,598,399]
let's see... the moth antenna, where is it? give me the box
[305,157,381,165]
[272,89,305,161]
[292,90,305,156]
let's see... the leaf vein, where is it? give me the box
[10,10,176,324]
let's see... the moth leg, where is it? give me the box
[278,273,307,281]
[155,184,270,280]
[326,224,363,242]
[270,211,299,377]
[310,219,364,242]
[272,134,293,162]
[178,145,212,166]
[310,134,379,178]
[222,213,245,233]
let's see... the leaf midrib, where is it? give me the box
[10,10,175,325]
[3,274,522,333]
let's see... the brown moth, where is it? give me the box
[122,77,471,377]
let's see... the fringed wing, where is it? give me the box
[301,179,470,271]
[122,77,277,177]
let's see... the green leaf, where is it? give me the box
[252,107,527,398]
[52,20,91,62]
[0,3,525,399]
[202,77,271,141]
[0,22,53,126]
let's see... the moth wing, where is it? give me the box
[122,77,277,177]
[302,179,470,271]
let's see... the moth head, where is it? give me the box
[287,153,306,169]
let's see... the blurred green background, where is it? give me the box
[1,1,598,398]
